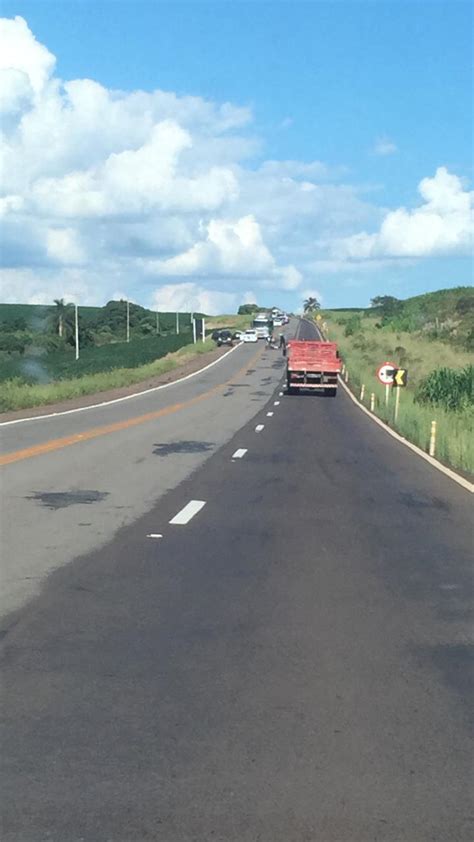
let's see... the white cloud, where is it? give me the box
[0,17,471,312]
[373,136,398,156]
[338,168,473,259]
[150,283,237,315]
[0,16,55,101]
[46,228,85,264]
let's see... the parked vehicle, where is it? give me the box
[286,340,341,395]
[215,329,234,347]
[232,331,243,341]
[242,329,259,343]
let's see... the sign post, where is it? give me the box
[394,386,400,421]
[391,368,408,422]
[377,361,396,407]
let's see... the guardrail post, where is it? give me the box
[360,384,365,401]
[429,420,437,457]
[370,392,375,412]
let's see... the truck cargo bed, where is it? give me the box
[286,340,341,395]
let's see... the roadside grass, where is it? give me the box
[206,314,251,331]
[322,314,474,475]
[0,339,216,413]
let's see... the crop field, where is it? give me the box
[0,331,194,385]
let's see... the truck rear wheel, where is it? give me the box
[327,387,337,397]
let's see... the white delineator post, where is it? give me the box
[126,299,130,343]
[360,384,365,401]
[192,318,197,344]
[370,392,375,412]
[202,317,206,342]
[344,369,349,383]
[156,312,160,335]
[429,420,437,457]
[75,304,79,361]
[385,383,390,406]
[176,312,180,335]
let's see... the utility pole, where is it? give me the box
[126,299,130,343]
[75,303,79,360]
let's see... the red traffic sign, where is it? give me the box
[377,361,396,385]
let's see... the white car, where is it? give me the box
[273,318,283,327]
[242,329,258,343]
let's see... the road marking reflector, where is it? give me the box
[169,500,206,525]
[232,448,248,459]
[266,411,274,417]
[147,533,163,539]
[255,424,264,432]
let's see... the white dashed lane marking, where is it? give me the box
[169,500,206,525]
[147,533,163,539]
[274,401,280,406]
[255,424,265,432]
[266,412,274,417]
[232,448,248,459]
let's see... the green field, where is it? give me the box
[0,331,196,386]
[0,338,216,413]
[321,288,474,475]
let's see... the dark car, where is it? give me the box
[216,329,233,347]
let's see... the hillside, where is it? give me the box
[364,286,474,350]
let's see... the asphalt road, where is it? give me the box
[0,325,294,617]
[1,318,472,841]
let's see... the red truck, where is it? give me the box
[286,340,341,396]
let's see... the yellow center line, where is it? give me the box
[0,346,265,467]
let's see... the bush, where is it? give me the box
[0,334,26,354]
[344,315,362,337]
[415,365,474,412]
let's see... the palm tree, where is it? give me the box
[49,299,74,338]
[303,296,320,313]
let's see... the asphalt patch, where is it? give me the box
[26,490,109,509]
[152,440,215,457]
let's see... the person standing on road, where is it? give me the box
[279,333,286,355]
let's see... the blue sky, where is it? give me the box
[1,1,472,312]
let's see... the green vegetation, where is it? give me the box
[0,332,196,385]
[416,366,473,412]
[322,287,474,475]
[0,339,216,413]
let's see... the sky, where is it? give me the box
[0,0,472,313]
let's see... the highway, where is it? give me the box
[1,318,472,841]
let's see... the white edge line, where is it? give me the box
[0,344,241,427]
[255,424,265,432]
[338,377,473,494]
[169,499,206,525]
[232,448,248,459]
